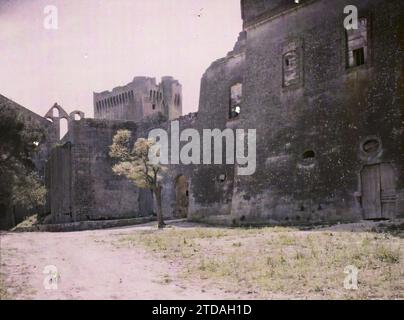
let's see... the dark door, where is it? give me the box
[175,175,189,218]
[361,164,396,219]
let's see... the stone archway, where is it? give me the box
[175,175,189,218]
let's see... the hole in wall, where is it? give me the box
[52,107,59,117]
[60,118,68,140]
[362,138,380,154]
[302,150,315,159]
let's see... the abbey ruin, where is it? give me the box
[1,0,403,229]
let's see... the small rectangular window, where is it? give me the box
[283,50,299,87]
[347,17,368,68]
[353,48,365,66]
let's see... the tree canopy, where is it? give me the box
[0,105,46,211]
[109,130,167,228]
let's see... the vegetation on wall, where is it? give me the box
[110,130,167,229]
[0,105,46,213]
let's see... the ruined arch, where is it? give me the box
[44,103,70,141]
[59,117,69,139]
[45,103,69,120]
[69,110,85,121]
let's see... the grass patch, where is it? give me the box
[115,225,403,299]
[11,214,38,231]
[374,245,400,264]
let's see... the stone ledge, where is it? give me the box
[12,216,156,233]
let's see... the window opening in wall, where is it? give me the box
[283,50,299,87]
[302,150,315,159]
[229,83,242,119]
[346,17,368,68]
[60,118,68,140]
[353,48,365,66]
[52,107,59,117]
[362,138,381,155]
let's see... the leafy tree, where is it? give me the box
[0,105,46,212]
[109,130,167,229]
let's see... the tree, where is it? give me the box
[0,105,46,213]
[109,130,167,229]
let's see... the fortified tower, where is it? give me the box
[93,76,182,122]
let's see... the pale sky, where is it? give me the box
[0,0,242,117]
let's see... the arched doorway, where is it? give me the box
[175,175,189,218]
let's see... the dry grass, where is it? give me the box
[11,214,38,231]
[115,224,403,299]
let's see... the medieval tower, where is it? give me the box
[93,76,182,121]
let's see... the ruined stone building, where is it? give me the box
[1,0,403,229]
[93,76,182,122]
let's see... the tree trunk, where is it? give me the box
[155,185,165,229]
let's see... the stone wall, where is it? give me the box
[4,0,403,229]
[48,119,145,223]
[195,0,404,225]
[0,95,54,229]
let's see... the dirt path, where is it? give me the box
[0,224,235,300]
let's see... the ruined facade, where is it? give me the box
[2,0,403,228]
[190,0,404,225]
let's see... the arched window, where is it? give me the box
[52,107,60,117]
[60,118,68,139]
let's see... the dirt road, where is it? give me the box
[0,224,234,300]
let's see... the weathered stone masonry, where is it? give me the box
[222,0,404,225]
[2,0,403,227]
[0,95,54,228]
[94,76,182,122]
